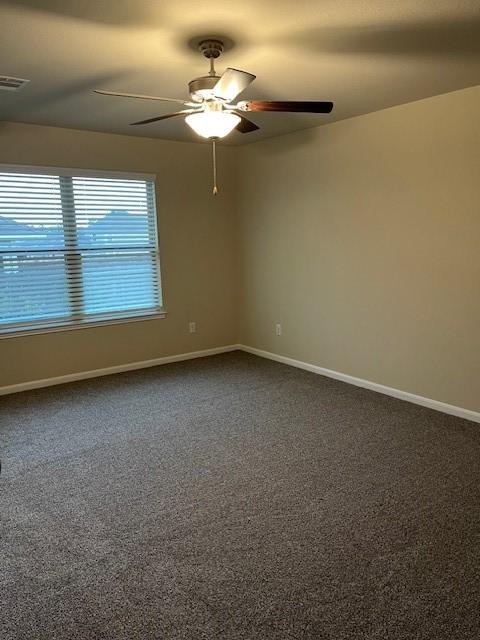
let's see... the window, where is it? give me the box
[0,166,164,336]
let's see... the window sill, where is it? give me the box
[0,311,167,339]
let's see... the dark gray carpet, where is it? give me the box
[1,351,480,639]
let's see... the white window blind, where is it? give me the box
[0,168,163,335]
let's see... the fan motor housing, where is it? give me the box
[188,75,220,102]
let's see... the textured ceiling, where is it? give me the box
[0,0,479,145]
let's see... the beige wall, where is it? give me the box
[237,86,480,412]
[0,122,238,385]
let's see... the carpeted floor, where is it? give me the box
[1,351,479,639]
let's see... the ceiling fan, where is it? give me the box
[94,39,334,193]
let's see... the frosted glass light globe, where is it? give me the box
[185,111,241,139]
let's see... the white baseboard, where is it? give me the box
[239,344,480,424]
[0,345,240,395]
[2,342,478,424]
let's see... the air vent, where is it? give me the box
[0,76,30,91]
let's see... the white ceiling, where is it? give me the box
[0,0,479,145]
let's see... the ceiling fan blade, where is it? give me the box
[130,110,194,126]
[235,114,260,134]
[213,68,256,102]
[238,100,334,113]
[94,89,189,105]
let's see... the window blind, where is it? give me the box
[0,168,163,334]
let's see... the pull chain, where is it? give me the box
[212,138,218,195]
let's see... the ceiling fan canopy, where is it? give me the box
[94,37,334,141]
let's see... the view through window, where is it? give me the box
[0,168,163,334]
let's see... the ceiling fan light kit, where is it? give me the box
[185,106,241,139]
[94,37,333,194]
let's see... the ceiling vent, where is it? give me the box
[0,76,30,91]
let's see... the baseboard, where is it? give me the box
[239,345,480,424]
[3,343,478,424]
[0,344,240,395]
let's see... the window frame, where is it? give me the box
[0,164,166,339]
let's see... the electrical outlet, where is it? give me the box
[189,321,196,333]
[275,323,282,336]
